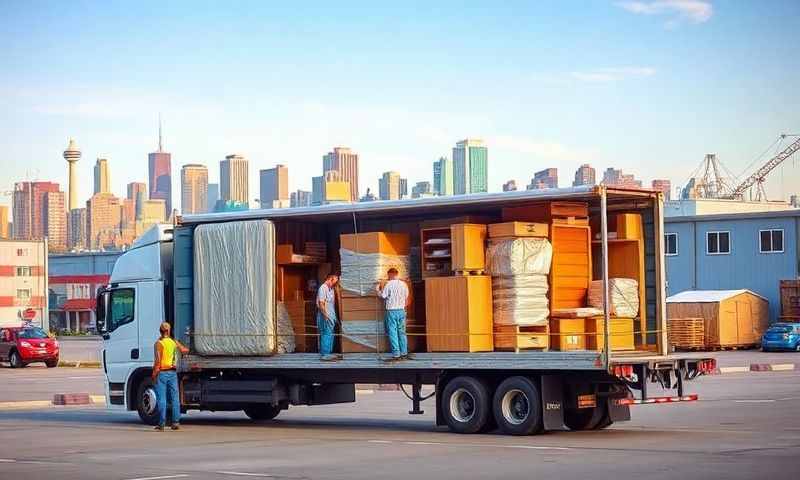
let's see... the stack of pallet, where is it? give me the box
[667,317,705,350]
[485,222,552,352]
[338,232,424,353]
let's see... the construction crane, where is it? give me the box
[726,134,800,201]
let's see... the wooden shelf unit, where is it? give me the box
[420,227,452,278]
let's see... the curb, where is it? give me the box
[57,361,101,368]
[0,395,105,411]
[716,363,797,374]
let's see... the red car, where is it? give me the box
[0,326,59,368]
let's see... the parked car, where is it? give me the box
[761,323,800,352]
[0,326,60,368]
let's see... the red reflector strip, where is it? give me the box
[615,394,698,406]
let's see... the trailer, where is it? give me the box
[97,185,714,435]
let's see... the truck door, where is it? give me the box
[100,285,139,384]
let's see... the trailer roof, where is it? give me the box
[180,185,658,225]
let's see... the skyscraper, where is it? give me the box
[527,168,558,190]
[94,158,111,194]
[148,120,172,219]
[290,190,312,208]
[207,183,220,212]
[433,156,453,196]
[63,139,81,211]
[502,180,518,192]
[12,181,60,241]
[181,164,209,214]
[126,182,147,220]
[601,168,643,188]
[0,205,8,238]
[399,178,408,199]
[411,181,433,198]
[220,154,249,205]
[573,164,596,187]
[86,193,122,250]
[379,171,401,200]
[67,208,86,250]
[42,191,66,252]
[453,139,488,195]
[259,164,289,208]
[322,147,359,201]
[651,179,672,201]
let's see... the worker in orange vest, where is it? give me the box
[152,322,189,431]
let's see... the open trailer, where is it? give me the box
[98,185,714,435]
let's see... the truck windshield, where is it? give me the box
[19,328,49,339]
[107,288,136,332]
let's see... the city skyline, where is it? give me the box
[3,2,797,213]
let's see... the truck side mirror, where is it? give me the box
[96,288,110,334]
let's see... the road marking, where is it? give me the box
[367,440,393,444]
[67,376,98,379]
[0,459,17,463]
[124,475,190,480]
[366,440,569,451]
[90,395,106,404]
[718,366,750,373]
[216,472,274,477]
[404,441,443,445]
[0,400,52,410]
[733,399,775,403]
[355,389,375,395]
[769,364,796,371]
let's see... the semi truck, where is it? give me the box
[98,186,715,436]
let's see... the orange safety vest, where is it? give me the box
[157,337,178,369]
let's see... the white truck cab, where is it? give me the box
[97,225,173,422]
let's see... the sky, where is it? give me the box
[1,0,798,211]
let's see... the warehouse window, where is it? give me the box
[16,289,31,300]
[706,231,730,255]
[16,266,32,277]
[759,229,784,253]
[664,233,678,256]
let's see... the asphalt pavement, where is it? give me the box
[1,352,799,480]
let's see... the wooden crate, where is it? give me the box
[550,224,592,310]
[425,275,493,352]
[780,280,800,318]
[488,222,548,239]
[502,201,588,222]
[549,318,586,351]
[283,300,317,353]
[493,325,549,352]
[667,317,705,350]
[615,213,643,240]
[450,223,487,272]
[340,232,410,255]
[586,316,635,351]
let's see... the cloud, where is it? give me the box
[617,1,713,24]
[570,67,656,83]
[489,135,597,161]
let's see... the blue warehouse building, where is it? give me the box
[664,209,800,322]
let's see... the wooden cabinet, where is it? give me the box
[550,224,592,310]
[425,276,493,352]
[502,201,588,222]
[586,316,635,351]
[550,318,586,351]
[488,222,548,239]
[421,227,452,278]
[450,223,487,272]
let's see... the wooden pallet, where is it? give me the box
[668,317,705,350]
[494,324,549,352]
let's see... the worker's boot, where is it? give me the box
[154,425,165,431]
[170,424,181,431]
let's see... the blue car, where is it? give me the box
[761,323,800,352]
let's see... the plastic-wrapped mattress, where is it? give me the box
[193,220,276,355]
[492,274,550,326]
[339,248,411,296]
[588,278,640,318]
[486,238,553,276]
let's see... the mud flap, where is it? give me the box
[540,375,567,431]
[608,399,631,422]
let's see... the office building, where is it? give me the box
[433,156,454,196]
[126,182,147,220]
[12,181,61,241]
[207,183,220,212]
[259,164,289,209]
[411,181,433,198]
[220,154,249,205]
[323,147,359,201]
[42,191,66,252]
[453,139,488,194]
[400,178,408,199]
[68,208,86,251]
[379,171,402,200]
[0,205,8,238]
[312,171,350,205]
[181,164,209,214]
[652,179,672,201]
[0,239,47,329]
[601,168,642,188]
[527,168,558,190]
[63,138,81,211]
[148,122,172,218]
[86,193,122,250]
[502,180,518,192]
[290,190,312,208]
[93,158,111,194]
[573,164,596,187]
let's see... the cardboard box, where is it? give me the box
[340,232,410,255]
[425,276,493,352]
[488,222,549,239]
[450,223,487,272]
[549,318,586,351]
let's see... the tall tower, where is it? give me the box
[220,154,249,205]
[148,117,172,219]
[63,139,81,211]
[94,158,111,194]
[322,147,359,201]
[453,139,488,195]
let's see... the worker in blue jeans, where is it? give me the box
[376,268,412,361]
[316,273,340,361]
[152,322,189,431]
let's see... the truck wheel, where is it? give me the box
[9,351,24,368]
[136,379,160,426]
[492,376,543,436]
[441,376,491,434]
[243,404,282,421]
[564,403,605,431]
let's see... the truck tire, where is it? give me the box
[440,376,491,434]
[492,376,543,436]
[9,351,24,368]
[136,379,160,426]
[243,404,282,421]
